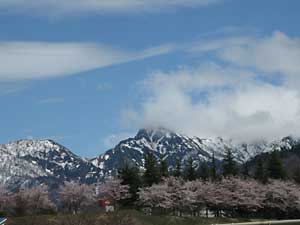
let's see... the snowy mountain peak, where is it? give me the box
[1,130,300,190]
[94,128,300,174]
[0,139,103,190]
[2,139,69,157]
[135,127,175,141]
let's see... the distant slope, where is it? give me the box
[1,129,299,190]
[93,128,300,174]
[0,139,102,190]
[246,137,300,178]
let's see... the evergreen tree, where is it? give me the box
[119,163,141,206]
[174,158,182,178]
[199,162,210,181]
[242,163,250,179]
[267,150,286,180]
[143,152,160,186]
[184,157,197,181]
[293,166,300,184]
[159,154,169,178]
[222,148,237,177]
[211,152,217,181]
[254,158,268,183]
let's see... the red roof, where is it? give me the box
[98,199,113,207]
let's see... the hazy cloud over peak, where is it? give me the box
[125,31,300,143]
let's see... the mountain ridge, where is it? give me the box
[93,128,300,174]
[0,128,299,190]
[0,139,103,190]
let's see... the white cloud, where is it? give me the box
[0,42,173,81]
[193,31,300,80]
[0,0,223,15]
[126,31,300,142]
[221,32,300,76]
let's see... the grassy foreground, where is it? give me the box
[6,210,256,225]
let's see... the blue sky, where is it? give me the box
[1,0,300,157]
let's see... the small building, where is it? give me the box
[0,218,7,225]
[98,199,115,212]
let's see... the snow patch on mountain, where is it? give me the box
[0,139,103,190]
[1,129,299,190]
[93,128,300,173]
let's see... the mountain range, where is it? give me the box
[0,128,298,190]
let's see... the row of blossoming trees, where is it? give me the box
[1,176,300,218]
[138,177,300,218]
[0,179,129,216]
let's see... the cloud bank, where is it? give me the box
[193,31,300,78]
[126,31,300,142]
[0,42,172,81]
[0,0,222,15]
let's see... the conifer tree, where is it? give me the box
[199,162,210,181]
[143,152,160,186]
[267,150,286,180]
[119,163,141,205]
[242,163,250,179]
[222,147,238,177]
[293,166,300,184]
[211,152,217,181]
[159,154,169,178]
[184,157,197,181]
[254,158,268,183]
[174,158,182,178]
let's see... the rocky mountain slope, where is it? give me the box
[0,140,103,190]
[92,128,300,173]
[1,129,299,190]
[246,137,300,178]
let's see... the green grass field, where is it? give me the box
[6,210,257,225]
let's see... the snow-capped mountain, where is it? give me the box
[93,128,300,173]
[0,140,103,190]
[1,129,299,190]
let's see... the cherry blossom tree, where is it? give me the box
[138,176,300,218]
[262,180,300,217]
[13,188,30,216]
[218,178,264,216]
[0,185,12,213]
[98,178,130,208]
[58,181,95,214]
[139,177,197,215]
[138,182,172,213]
[11,185,54,216]
[178,181,198,214]
[139,177,212,216]
[164,177,184,215]
[27,185,54,214]
[232,178,264,213]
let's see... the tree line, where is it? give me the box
[116,149,299,218]
[0,179,130,217]
[0,148,294,218]
[119,148,290,201]
[138,176,300,219]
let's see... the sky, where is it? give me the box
[1,0,300,157]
